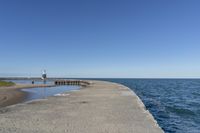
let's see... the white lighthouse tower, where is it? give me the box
[41,70,47,80]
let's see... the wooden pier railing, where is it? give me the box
[54,80,90,87]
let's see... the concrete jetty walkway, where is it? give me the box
[0,80,163,133]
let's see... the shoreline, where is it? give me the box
[0,80,163,133]
[0,84,56,108]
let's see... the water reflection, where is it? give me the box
[22,85,80,101]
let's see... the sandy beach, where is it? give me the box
[0,84,55,108]
[0,80,163,133]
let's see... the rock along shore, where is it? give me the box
[0,80,163,133]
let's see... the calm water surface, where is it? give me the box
[6,79,54,85]
[8,79,79,102]
[22,85,79,101]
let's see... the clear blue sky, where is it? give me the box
[0,0,200,78]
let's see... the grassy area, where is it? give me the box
[0,81,15,87]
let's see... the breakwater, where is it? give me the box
[99,78,200,133]
[0,80,163,133]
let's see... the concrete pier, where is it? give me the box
[0,80,163,133]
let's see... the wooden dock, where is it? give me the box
[54,80,90,86]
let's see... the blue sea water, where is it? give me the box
[99,79,200,133]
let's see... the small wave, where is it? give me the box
[166,106,195,116]
[192,92,200,96]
